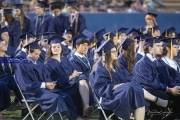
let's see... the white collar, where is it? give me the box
[74,52,85,58]
[27,57,37,64]
[146,53,156,62]
[61,41,67,46]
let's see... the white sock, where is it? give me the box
[156,98,168,107]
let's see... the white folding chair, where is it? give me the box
[14,75,39,120]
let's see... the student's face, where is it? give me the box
[29,49,41,61]
[0,41,7,52]
[52,9,61,17]
[67,6,76,14]
[146,19,154,26]
[35,6,44,15]
[119,33,127,42]
[154,42,163,56]
[76,43,89,55]
[170,33,176,38]
[113,37,118,46]
[51,43,62,55]
[154,30,160,37]
[111,47,118,60]
[172,45,179,57]
[14,9,21,16]
[1,32,9,43]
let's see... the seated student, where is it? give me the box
[69,34,94,117]
[45,35,82,118]
[15,32,35,59]
[133,37,180,119]
[89,39,146,120]
[0,27,15,57]
[0,37,27,117]
[15,40,81,120]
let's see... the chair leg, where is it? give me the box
[23,104,39,120]
[38,112,46,120]
[47,114,54,120]
[59,113,63,120]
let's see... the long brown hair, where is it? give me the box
[18,9,27,30]
[123,41,135,74]
[46,44,63,60]
[4,13,15,25]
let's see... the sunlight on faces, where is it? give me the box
[111,47,118,60]
[0,41,8,52]
[166,45,179,57]
[154,30,160,37]
[51,43,62,55]
[146,19,154,26]
[29,49,41,61]
[119,33,127,42]
[76,43,89,55]
[52,9,60,17]
[153,42,163,56]
[13,9,21,16]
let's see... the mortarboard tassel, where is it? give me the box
[151,27,154,36]
[170,38,173,59]
[25,34,28,45]
[165,30,168,37]
[108,33,110,40]
[116,30,119,41]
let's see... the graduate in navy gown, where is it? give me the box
[51,2,72,36]
[2,8,21,50]
[66,1,87,37]
[13,4,34,33]
[15,32,35,60]
[0,27,15,57]
[15,40,80,120]
[45,35,83,119]
[133,37,180,119]
[0,37,28,117]
[89,39,146,120]
[69,34,94,117]
[33,1,54,37]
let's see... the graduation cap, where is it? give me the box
[95,39,115,56]
[122,38,133,50]
[146,11,157,18]
[167,27,176,35]
[161,29,168,37]
[50,2,64,10]
[138,27,146,33]
[48,34,66,45]
[80,29,94,42]
[128,28,142,36]
[3,8,12,14]
[67,0,77,6]
[103,32,115,41]
[72,34,89,48]
[14,4,23,9]
[0,27,8,34]
[94,28,106,41]
[38,32,56,40]
[144,37,161,46]
[19,32,35,42]
[37,0,48,8]
[118,27,128,35]
[24,40,40,50]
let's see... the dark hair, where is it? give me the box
[75,40,89,48]
[46,44,63,60]
[4,13,15,25]
[144,45,152,54]
[18,9,27,30]
[162,45,170,56]
[123,41,135,74]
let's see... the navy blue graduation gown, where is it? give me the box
[89,62,145,120]
[0,56,22,110]
[7,20,21,50]
[6,45,15,58]
[15,58,68,114]
[69,54,94,81]
[15,50,26,60]
[87,48,95,60]
[69,13,86,36]
[21,16,34,33]
[62,44,71,57]
[155,58,180,87]
[33,14,54,37]
[135,53,143,63]
[133,55,167,91]
[54,14,71,36]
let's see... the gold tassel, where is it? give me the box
[108,33,110,40]
[140,27,142,32]
[165,30,168,37]
[151,27,154,36]
[116,30,119,41]
[170,38,173,59]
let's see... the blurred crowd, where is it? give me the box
[0,0,167,13]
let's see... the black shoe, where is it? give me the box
[21,108,29,117]
[167,100,173,108]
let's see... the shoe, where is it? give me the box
[83,106,94,118]
[21,108,29,117]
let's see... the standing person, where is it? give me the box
[90,39,146,120]
[67,0,87,37]
[15,40,81,120]
[33,0,54,38]
[2,8,21,50]
[13,4,34,33]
